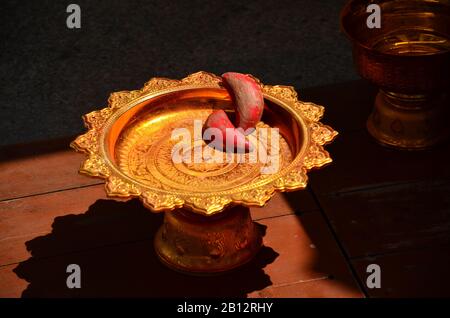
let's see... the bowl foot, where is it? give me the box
[154,206,262,275]
[367,90,450,150]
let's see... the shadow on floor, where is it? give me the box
[13,199,278,297]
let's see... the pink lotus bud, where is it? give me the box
[203,110,250,153]
[221,72,264,133]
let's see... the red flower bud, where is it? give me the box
[221,72,264,133]
[203,72,264,153]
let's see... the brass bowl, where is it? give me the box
[341,0,450,149]
[71,71,337,274]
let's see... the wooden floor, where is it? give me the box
[1,80,449,298]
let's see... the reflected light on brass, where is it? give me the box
[341,0,450,149]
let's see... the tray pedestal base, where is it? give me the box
[367,90,450,150]
[154,206,262,275]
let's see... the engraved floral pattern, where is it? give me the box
[141,191,184,211]
[303,144,332,170]
[106,176,141,197]
[263,85,298,103]
[295,101,325,122]
[310,122,339,145]
[189,196,232,214]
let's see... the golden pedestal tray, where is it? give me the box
[71,71,337,274]
[341,0,450,150]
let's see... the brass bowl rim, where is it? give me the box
[71,71,338,215]
[340,0,450,57]
[100,85,308,195]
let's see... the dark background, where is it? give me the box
[0,0,355,146]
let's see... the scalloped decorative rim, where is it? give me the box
[70,71,338,215]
